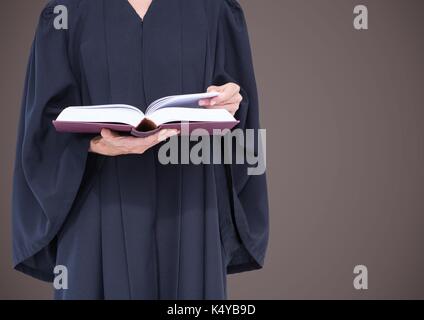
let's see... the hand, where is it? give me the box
[89,128,179,156]
[199,82,243,116]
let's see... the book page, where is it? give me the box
[56,104,144,127]
[146,92,219,114]
[147,107,236,126]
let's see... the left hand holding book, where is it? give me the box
[88,128,180,156]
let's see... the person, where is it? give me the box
[12,0,269,300]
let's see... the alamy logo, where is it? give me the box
[53,5,68,30]
[353,5,368,30]
[157,124,267,176]
[353,265,368,290]
[53,265,68,290]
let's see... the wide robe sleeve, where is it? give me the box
[213,0,269,274]
[12,1,92,282]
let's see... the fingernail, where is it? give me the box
[167,130,179,137]
[158,135,168,142]
[199,100,206,106]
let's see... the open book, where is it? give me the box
[53,92,239,137]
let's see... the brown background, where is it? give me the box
[1,0,424,299]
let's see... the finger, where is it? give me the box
[198,98,213,107]
[101,128,120,140]
[91,139,122,157]
[108,130,168,149]
[137,129,178,146]
[103,134,133,151]
[132,129,179,154]
[201,94,240,107]
[200,86,224,106]
[210,83,240,106]
[206,103,239,114]
[100,129,122,149]
[89,136,102,153]
[157,129,180,142]
[209,93,242,106]
[144,129,170,145]
[97,133,146,155]
[91,135,102,144]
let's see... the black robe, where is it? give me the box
[12,0,269,300]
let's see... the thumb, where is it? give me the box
[101,128,117,139]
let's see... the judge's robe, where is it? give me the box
[12,0,269,300]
